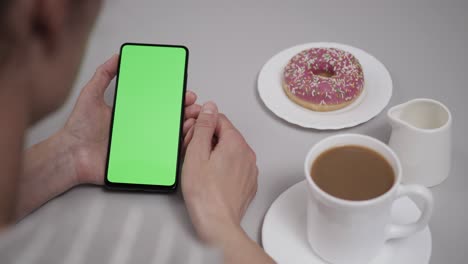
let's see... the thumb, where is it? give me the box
[187,101,218,160]
[85,54,119,99]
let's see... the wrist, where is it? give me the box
[207,221,249,248]
[17,130,80,219]
[48,130,81,187]
[58,128,105,186]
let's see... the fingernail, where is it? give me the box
[202,101,217,114]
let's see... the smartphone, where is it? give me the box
[105,43,189,192]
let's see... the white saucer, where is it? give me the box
[262,181,432,264]
[257,42,393,129]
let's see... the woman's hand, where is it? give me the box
[61,54,200,185]
[181,102,273,263]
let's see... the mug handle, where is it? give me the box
[385,184,434,240]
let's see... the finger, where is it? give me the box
[215,113,238,139]
[185,104,201,120]
[86,54,119,98]
[184,125,195,149]
[213,114,250,153]
[243,165,258,213]
[183,118,196,136]
[185,91,197,106]
[186,101,218,160]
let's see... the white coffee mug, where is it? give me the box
[304,134,433,264]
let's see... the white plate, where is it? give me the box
[262,181,432,264]
[257,42,393,129]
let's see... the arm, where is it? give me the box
[15,55,201,220]
[213,224,275,263]
[13,55,122,220]
[182,103,274,263]
[15,132,78,220]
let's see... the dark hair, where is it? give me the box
[0,0,13,68]
[0,1,11,19]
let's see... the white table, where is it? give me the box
[10,1,468,263]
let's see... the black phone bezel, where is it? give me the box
[104,43,189,192]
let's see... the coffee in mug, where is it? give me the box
[310,145,394,201]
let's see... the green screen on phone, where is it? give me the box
[105,44,188,189]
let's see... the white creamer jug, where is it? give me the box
[388,98,452,187]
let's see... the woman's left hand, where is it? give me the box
[61,54,200,185]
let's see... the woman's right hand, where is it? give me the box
[182,102,273,263]
[181,102,258,245]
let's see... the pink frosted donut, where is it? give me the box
[283,48,364,112]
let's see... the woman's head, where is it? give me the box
[1,0,103,123]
